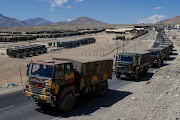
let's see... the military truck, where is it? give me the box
[24,57,113,112]
[7,44,47,58]
[7,47,24,58]
[163,42,173,54]
[158,45,171,60]
[146,48,165,67]
[61,41,72,48]
[115,51,150,80]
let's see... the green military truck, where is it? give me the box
[115,51,150,80]
[7,44,47,58]
[163,42,173,54]
[24,57,113,112]
[158,45,171,60]
[146,48,165,67]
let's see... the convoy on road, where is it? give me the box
[24,57,113,112]
[7,44,47,58]
[115,28,174,80]
[23,28,174,112]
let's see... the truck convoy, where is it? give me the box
[23,28,174,112]
[115,51,150,80]
[24,57,113,112]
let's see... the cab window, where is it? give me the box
[55,64,65,79]
[65,63,73,75]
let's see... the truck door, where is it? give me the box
[54,64,65,85]
[64,63,74,84]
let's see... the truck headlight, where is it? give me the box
[26,77,29,84]
[45,88,51,96]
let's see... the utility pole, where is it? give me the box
[116,40,118,55]
[123,39,125,53]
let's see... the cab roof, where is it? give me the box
[33,60,71,66]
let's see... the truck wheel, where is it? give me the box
[133,71,139,81]
[59,93,74,113]
[95,81,108,96]
[166,54,169,60]
[161,60,163,66]
[16,54,20,58]
[116,73,121,78]
[157,60,161,68]
[37,101,45,108]
[143,67,148,75]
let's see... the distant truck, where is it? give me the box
[115,52,150,80]
[146,48,165,67]
[24,57,113,112]
[158,45,171,60]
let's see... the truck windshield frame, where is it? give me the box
[27,63,54,79]
[116,55,133,63]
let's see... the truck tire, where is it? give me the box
[116,73,121,78]
[166,54,169,60]
[133,71,139,81]
[161,60,163,66]
[143,67,148,75]
[16,54,20,58]
[157,60,161,68]
[95,81,108,96]
[37,101,46,108]
[59,93,74,113]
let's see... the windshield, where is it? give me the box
[28,63,54,78]
[116,55,133,63]
[150,51,157,56]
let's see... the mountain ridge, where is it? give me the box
[0,14,108,28]
[158,15,180,24]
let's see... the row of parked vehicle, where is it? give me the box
[7,44,47,58]
[115,28,173,81]
[57,37,96,48]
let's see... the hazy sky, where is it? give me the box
[0,0,180,24]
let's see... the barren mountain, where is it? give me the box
[23,18,53,26]
[0,14,27,28]
[158,15,180,24]
[54,17,108,26]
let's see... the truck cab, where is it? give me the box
[24,60,75,110]
[24,57,113,112]
[115,52,150,80]
[115,53,138,79]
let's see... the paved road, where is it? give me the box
[0,72,156,120]
[0,30,172,120]
[153,30,163,48]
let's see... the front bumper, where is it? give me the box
[24,90,51,103]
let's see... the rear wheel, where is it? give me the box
[157,60,161,68]
[95,81,108,96]
[143,67,148,75]
[116,73,121,78]
[36,101,46,108]
[133,70,139,81]
[59,93,74,113]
